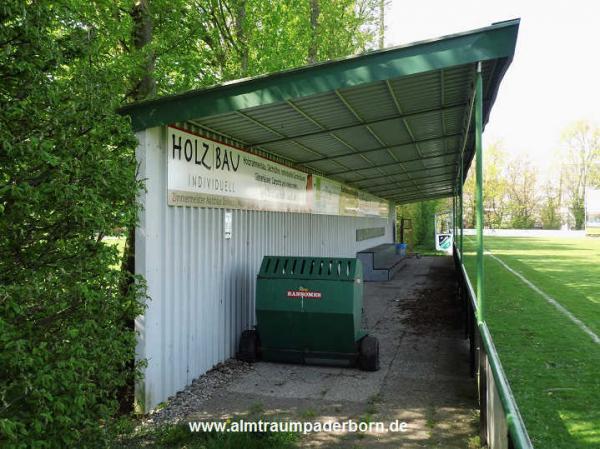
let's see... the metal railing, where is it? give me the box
[449,61,532,449]
[454,248,533,449]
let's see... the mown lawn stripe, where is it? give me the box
[462,236,600,448]
[487,251,600,345]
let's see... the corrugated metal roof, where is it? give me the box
[120,20,519,204]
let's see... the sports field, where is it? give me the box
[462,236,600,448]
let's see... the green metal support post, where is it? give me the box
[475,62,484,323]
[456,187,459,241]
[455,191,458,239]
[459,151,464,258]
[452,193,456,240]
[454,190,458,241]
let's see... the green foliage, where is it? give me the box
[463,142,541,230]
[412,201,439,249]
[150,0,379,94]
[560,121,600,230]
[114,422,299,449]
[571,195,585,230]
[508,214,535,230]
[505,157,539,229]
[540,192,562,230]
[396,199,444,250]
[463,142,509,229]
[0,1,379,447]
[0,1,144,447]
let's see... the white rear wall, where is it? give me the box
[135,126,394,411]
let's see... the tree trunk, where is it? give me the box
[131,0,155,100]
[122,0,154,301]
[119,0,155,415]
[235,0,248,76]
[308,0,319,64]
[378,0,385,49]
[123,0,155,297]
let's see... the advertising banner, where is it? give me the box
[358,190,389,218]
[312,176,388,218]
[168,126,309,212]
[312,175,342,215]
[167,126,388,218]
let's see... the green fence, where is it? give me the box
[452,63,533,449]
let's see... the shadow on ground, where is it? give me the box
[188,256,478,448]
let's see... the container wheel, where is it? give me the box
[358,335,380,371]
[237,329,259,363]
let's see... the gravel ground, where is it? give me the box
[142,359,254,426]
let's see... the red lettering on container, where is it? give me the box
[286,290,322,299]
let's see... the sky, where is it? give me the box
[385,0,600,175]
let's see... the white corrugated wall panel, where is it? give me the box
[135,127,395,411]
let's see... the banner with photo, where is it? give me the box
[312,175,389,218]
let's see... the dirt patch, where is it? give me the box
[400,262,463,336]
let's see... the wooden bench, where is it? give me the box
[357,243,406,281]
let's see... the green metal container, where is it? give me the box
[254,256,368,366]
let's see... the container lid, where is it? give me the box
[258,256,361,281]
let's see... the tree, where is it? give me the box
[559,120,600,229]
[1,1,381,447]
[540,182,562,229]
[378,0,385,49]
[308,0,320,63]
[131,0,156,100]
[235,0,249,75]
[505,157,539,229]
[0,1,144,447]
[463,168,476,228]
[396,199,445,250]
[481,142,509,228]
[151,0,379,93]
[462,141,509,228]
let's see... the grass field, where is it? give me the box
[462,236,600,448]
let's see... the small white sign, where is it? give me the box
[435,233,453,253]
[224,211,232,239]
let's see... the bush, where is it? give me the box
[397,200,441,251]
[0,2,144,447]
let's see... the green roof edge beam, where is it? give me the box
[119,20,520,131]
